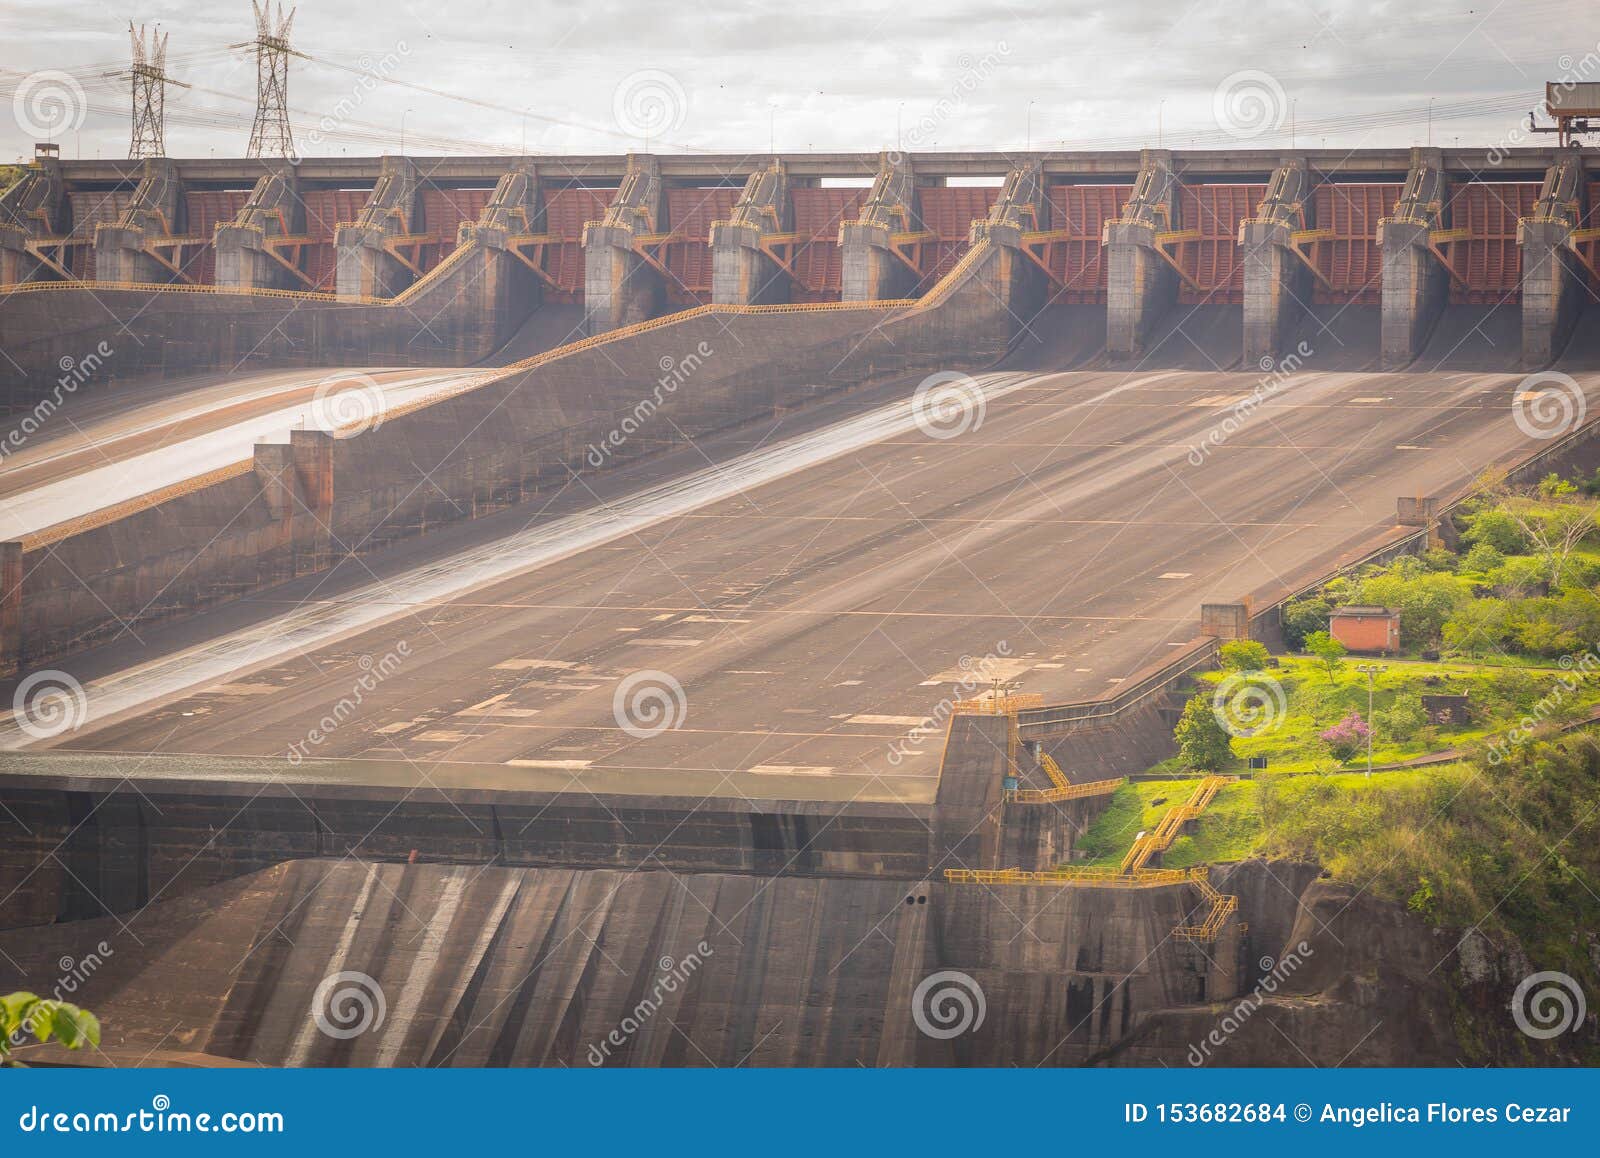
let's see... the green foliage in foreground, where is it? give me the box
[1080,734,1600,979]
[0,992,100,1066]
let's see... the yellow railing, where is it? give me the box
[951,692,1044,716]
[1005,775,1125,805]
[944,866,1206,888]
[1172,873,1242,942]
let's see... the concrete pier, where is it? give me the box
[583,155,666,333]
[0,146,64,284]
[1106,150,1181,357]
[213,164,301,291]
[1379,148,1451,369]
[1519,155,1588,367]
[711,161,791,305]
[1241,157,1314,366]
[92,158,181,283]
[968,161,1051,319]
[841,152,920,301]
[334,156,422,299]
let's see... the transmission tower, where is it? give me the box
[114,24,188,159]
[239,1,302,158]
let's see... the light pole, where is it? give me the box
[1355,663,1388,778]
[1026,100,1036,151]
[400,107,412,156]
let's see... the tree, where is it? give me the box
[1304,630,1347,682]
[1174,693,1233,772]
[0,993,100,1066]
[1356,570,1466,647]
[1281,597,1331,650]
[1441,597,1513,658]
[1218,639,1270,672]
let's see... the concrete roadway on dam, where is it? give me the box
[0,365,483,540]
[6,357,1587,804]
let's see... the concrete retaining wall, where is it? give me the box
[0,242,543,407]
[4,244,1016,671]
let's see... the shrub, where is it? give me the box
[1441,597,1514,658]
[1219,639,1270,672]
[1462,506,1532,554]
[1357,570,1468,647]
[1460,542,1503,573]
[0,993,100,1066]
[1320,711,1371,763]
[1486,555,1550,598]
[1378,694,1428,742]
[1421,547,1459,573]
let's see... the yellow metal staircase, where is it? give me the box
[1118,775,1231,874]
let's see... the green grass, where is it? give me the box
[1074,764,1471,878]
[1074,779,1261,869]
[1195,656,1600,774]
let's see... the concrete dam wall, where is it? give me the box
[2,854,1525,1067]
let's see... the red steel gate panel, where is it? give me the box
[179,190,251,284]
[1443,182,1538,305]
[64,189,135,280]
[300,189,371,292]
[789,187,868,302]
[1176,184,1263,305]
[1311,183,1401,305]
[663,186,741,305]
[419,187,494,272]
[913,186,1000,293]
[541,187,616,302]
[1045,184,1129,304]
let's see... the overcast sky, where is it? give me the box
[3,0,1598,164]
